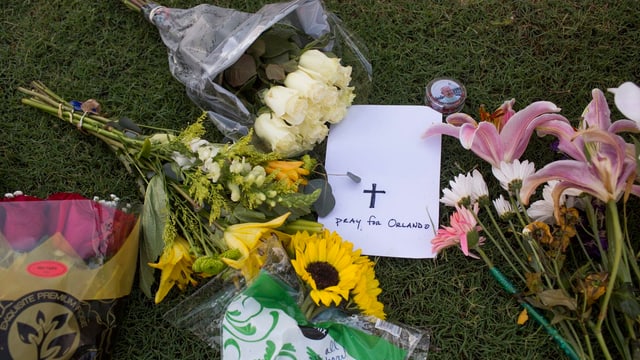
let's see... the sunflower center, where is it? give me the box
[306,261,340,289]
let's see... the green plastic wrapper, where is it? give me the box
[164,240,430,360]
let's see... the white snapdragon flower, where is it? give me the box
[608,82,640,124]
[492,159,535,192]
[244,166,266,187]
[197,144,220,162]
[229,158,251,174]
[228,182,241,202]
[201,159,221,182]
[172,151,196,169]
[254,112,302,157]
[189,138,210,153]
[264,86,308,125]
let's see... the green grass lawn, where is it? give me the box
[2,0,640,359]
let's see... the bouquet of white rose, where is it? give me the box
[124,0,372,157]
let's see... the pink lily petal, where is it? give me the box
[445,112,479,127]
[582,89,612,130]
[422,122,467,139]
[534,119,586,161]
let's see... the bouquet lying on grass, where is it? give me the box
[123,0,370,157]
[164,226,431,360]
[18,83,430,359]
[18,81,326,303]
[424,82,640,359]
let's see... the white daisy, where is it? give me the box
[492,159,535,192]
[469,169,489,201]
[440,170,488,207]
[527,180,582,224]
[492,195,514,218]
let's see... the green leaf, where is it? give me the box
[304,179,335,217]
[139,175,169,297]
[136,138,151,160]
[611,283,640,319]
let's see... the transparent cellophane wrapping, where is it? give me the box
[163,238,430,360]
[142,0,372,140]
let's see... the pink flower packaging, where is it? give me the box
[0,192,140,359]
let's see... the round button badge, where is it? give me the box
[425,78,467,115]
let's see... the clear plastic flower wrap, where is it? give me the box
[164,238,430,360]
[137,0,372,143]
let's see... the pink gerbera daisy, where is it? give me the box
[431,203,485,258]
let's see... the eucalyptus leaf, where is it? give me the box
[119,116,142,134]
[224,54,257,88]
[304,179,335,217]
[139,175,169,297]
[265,63,286,82]
[261,32,296,58]
[611,283,640,318]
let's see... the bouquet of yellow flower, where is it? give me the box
[423,83,640,359]
[123,0,371,157]
[164,221,431,359]
[18,81,324,303]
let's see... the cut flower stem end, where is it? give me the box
[475,248,582,360]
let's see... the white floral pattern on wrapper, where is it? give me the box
[222,294,356,360]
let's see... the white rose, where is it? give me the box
[284,70,332,103]
[298,49,341,85]
[254,112,303,156]
[323,87,356,124]
[296,118,329,149]
[334,64,353,89]
[264,86,307,125]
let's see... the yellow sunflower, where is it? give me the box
[351,258,386,319]
[290,230,361,307]
[148,236,197,304]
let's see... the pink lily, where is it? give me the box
[521,129,640,212]
[535,89,639,161]
[423,99,571,168]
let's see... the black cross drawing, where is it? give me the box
[363,183,386,208]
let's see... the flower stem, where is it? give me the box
[476,248,582,360]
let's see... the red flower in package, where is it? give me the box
[0,192,140,360]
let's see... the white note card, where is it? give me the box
[318,105,442,258]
